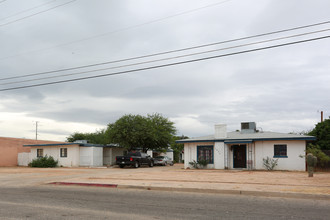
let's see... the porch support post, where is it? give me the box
[214,142,225,169]
[224,144,228,169]
[248,143,254,170]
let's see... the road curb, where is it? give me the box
[49,182,118,188]
[49,182,330,200]
[118,185,330,200]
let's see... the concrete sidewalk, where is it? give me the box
[1,165,329,199]
[51,164,330,199]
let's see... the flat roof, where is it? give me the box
[23,143,105,147]
[176,131,316,143]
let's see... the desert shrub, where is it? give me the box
[306,144,330,167]
[29,155,58,168]
[189,159,208,169]
[189,160,199,169]
[197,159,208,168]
[263,157,278,170]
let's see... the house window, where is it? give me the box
[37,149,43,157]
[60,148,67,157]
[274,144,287,158]
[197,146,213,164]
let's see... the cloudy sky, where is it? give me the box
[0,0,329,141]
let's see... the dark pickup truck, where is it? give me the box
[116,152,154,168]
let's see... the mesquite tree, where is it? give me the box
[107,113,176,152]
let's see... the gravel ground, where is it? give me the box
[0,164,329,196]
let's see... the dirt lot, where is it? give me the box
[1,164,329,196]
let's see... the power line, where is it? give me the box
[1,20,329,81]
[2,28,329,86]
[0,0,57,22]
[0,35,329,92]
[0,0,231,60]
[0,0,76,27]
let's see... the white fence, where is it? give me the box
[17,152,31,166]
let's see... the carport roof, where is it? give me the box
[176,131,315,143]
[23,143,105,147]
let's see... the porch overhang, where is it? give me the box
[224,139,253,144]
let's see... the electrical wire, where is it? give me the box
[0,35,329,92]
[0,0,232,60]
[0,0,76,27]
[0,0,57,22]
[1,28,329,86]
[1,20,329,81]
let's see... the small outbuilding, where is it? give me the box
[177,122,315,171]
[23,141,125,167]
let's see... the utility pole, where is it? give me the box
[321,111,323,122]
[34,121,39,140]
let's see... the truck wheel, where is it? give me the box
[149,161,154,167]
[133,161,139,168]
[119,165,125,168]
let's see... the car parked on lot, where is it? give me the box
[116,152,154,168]
[153,156,173,166]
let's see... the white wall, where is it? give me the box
[184,142,215,169]
[18,152,31,166]
[147,150,153,157]
[214,142,225,169]
[79,147,103,167]
[103,148,111,166]
[165,151,174,161]
[184,140,306,171]
[30,145,80,167]
[92,147,103,167]
[254,140,306,171]
[79,147,92,166]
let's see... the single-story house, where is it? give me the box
[0,136,65,166]
[177,122,315,171]
[21,140,125,167]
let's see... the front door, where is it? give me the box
[233,145,246,168]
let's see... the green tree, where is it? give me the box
[107,113,176,152]
[308,118,330,150]
[66,132,87,142]
[171,135,189,163]
[66,129,108,145]
[306,144,330,167]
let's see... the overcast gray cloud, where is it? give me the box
[0,0,329,141]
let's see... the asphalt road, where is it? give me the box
[0,186,329,220]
